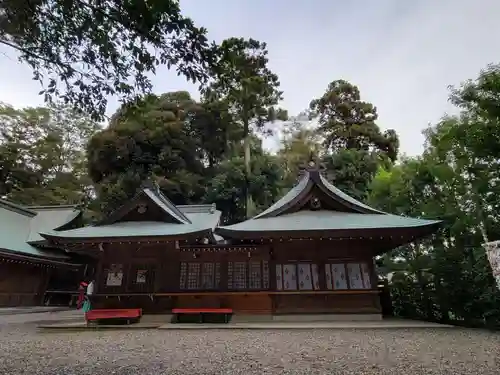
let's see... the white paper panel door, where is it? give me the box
[283,264,297,290]
[275,264,283,290]
[311,264,320,290]
[325,264,333,290]
[347,263,364,289]
[298,264,313,290]
[332,264,348,290]
[361,263,372,289]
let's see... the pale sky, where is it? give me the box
[0,0,499,156]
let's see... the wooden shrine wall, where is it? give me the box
[270,240,381,314]
[91,240,381,315]
[0,262,49,307]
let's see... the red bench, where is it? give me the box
[85,309,142,324]
[172,308,233,323]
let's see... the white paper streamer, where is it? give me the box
[484,241,500,290]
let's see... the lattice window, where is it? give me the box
[214,263,221,289]
[249,262,262,289]
[201,263,215,289]
[233,262,247,290]
[262,261,269,289]
[227,262,233,289]
[187,263,200,290]
[179,262,187,289]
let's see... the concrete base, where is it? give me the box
[158,320,454,330]
[143,313,382,324]
[272,314,383,322]
[37,317,454,332]
[0,306,72,316]
[38,321,162,331]
[141,314,173,324]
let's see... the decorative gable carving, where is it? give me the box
[308,195,322,211]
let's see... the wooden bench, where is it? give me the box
[172,308,233,323]
[85,308,142,325]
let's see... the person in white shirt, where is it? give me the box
[86,280,95,296]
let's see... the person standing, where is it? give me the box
[76,281,88,309]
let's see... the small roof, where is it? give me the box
[98,180,192,225]
[0,199,75,261]
[26,205,82,243]
[41,182,221,242]
[216,162,441,239]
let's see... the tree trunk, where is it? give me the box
[243,120,251,219]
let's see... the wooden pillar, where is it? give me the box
[220,252,228,292]
[269,243,277,314]
[37,267,52,305]
[269,244,276,291]
[371,257,378,289]
[317,240,327,290]
[94,258,104,294]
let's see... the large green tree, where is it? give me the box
[0,103,98,204]
[0,0,213,120]
[204,139,286,224]
[309,80,399,162]
[87,91,242,215]
[368,108,500,326]
[202,37,287,217]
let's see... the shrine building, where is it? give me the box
[0,200,90,307]
[41,162,441,319]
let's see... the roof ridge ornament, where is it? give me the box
[298,153,326,176]
[140,178,158,192]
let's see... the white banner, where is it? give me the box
[484,241,500,290]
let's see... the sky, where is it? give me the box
[0,0,499,156]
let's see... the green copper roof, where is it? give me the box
[42,209,221,240]
[217,164,441,239]
[97,181,192,226]
[218,210,441,235]
[26,205,81,243]
[41,182,222,241]
[0,200,72,261]
[143,187,191,224]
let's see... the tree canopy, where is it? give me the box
[0,0,213,120]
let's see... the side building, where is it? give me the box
[0,200,89,307]
[42,164,441,319]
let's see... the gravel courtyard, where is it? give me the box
[0,311,498,375]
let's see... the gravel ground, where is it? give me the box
[0,312,498,375]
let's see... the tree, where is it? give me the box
[0,0,213,120]
[323,149,381,202]
[368,108,500,325]
[277,118,324,187]
[204,151,286,224]
[449,63,500,158]
[0,103,98,204]
[309,80,399,162]
[87,91,243,214]
[201,37,287,218]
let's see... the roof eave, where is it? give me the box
[40,228,215,243]
[0,199,37,217]
[0,248,77,266]
[215,221,442,240]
